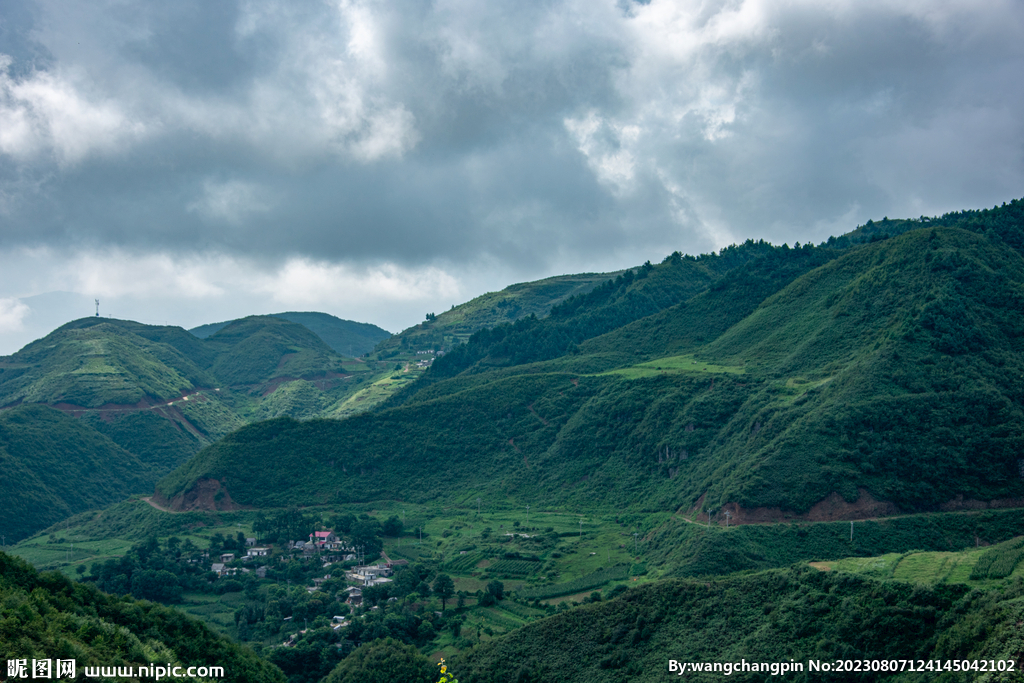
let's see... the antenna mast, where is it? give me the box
[95,300,99,317]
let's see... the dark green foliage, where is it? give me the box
[444,552,484,573]
[382,514,403,537]
[371,272,618,360]
[0,551,285,683]
[490,559,540,576]
[0,405,155,543]
[83,409,203,472]
[350,518,384,556]
[89,536,214,601]
[0,314,367,539]
[969,537,1024,580]
[323,638,435,683]
[426,257,721,379]
[457,566,984,683]
[582,241,841,359]
[204,316,344,386]
[434,573,456,610]
[0,320,212,407]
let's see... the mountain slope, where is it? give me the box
[190,311,391,357]
[0,320,213,408]
[156,207,1024,520]
[696,226,1024,512]
[456,565,1020,683]
[0,404,156,542]
[202,315,347,386]
[0,552,285,683]
[0,315,378,540]
[370,271,621,359]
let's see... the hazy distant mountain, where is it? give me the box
[190,312,391,357]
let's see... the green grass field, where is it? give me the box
[598,353,745,379]
[326,366,427,419]
[810,537,1024,587]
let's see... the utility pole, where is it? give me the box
[526,504,530,527]
[724,510,732,528]
[850,520,854,542]
[633,532,639,556]
[707,510,714,529]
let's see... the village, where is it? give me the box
[205,528,413,646]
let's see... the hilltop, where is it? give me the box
[370,272,619,359]
[191,312,391,358]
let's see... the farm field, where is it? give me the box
[810,536,1024,587]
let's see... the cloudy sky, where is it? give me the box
[1,0,1022,354]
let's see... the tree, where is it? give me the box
[324,638,434,683]
[330,513,357,534]
[433,574,455,611]
[486,579,504,601]
[382,515,403,537]
[349,519,383,558]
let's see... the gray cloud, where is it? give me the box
[1,0,1023,352]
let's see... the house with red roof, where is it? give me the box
[309,530,338,548]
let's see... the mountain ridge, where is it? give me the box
[155,201,1024,522]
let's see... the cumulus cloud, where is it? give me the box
[0,54,147,165]
[0,0,1022,347]
[0,297,30,333]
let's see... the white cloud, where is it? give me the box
[0,297,30,333]
[261,258,461,307]
[0,54,147,165]
[68,251,231,299]
[564,112,638,192]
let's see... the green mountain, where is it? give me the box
[0,404,157,543]
[0,551,284,683]
[201,315,346,386]
[0,319,213,408]
[370,271,620,359]
[190,312,391,357]
[0,315,390,541]
[157,200,1024,522]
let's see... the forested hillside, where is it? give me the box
[370,271,619,359]
[0,405,155,542]
[455,565,1024,682]
[158,200,1024,520]
[0,551,284,683]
